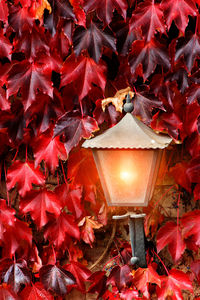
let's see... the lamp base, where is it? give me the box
[113,212,147,268]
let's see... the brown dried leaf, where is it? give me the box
[36,0,51,19]
[102,87,134,113]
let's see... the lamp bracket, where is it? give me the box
[112,212,147,268]
[112,212,146,220]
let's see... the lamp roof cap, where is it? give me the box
[82,113,172,149]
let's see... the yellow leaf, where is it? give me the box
[101,87,134,113]
[35,0,51,20]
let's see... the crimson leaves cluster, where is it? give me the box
[0,0,200,298]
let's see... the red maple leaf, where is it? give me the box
[93,99,120,126]
[0,86,9,110]
[39,264,76,296]
[7,160,45,197]
[69,0,86,27]
[107,265,133,291]
[0,199,16,239]
[133,265,161,298]
[120,288,139,300]
[181,210,200,246]
[73,22,116,63]
[20,282,54,300]
[20,188,62,228]
[0,0,8,24]
[0,284,18,300]
[161,0,197,33]
[5,55,55,111]
[0,29,12,59]
[67,147,99,187]
[44,211,80,248]
[9,5,35,35]
[186,156,200,184]
[54,183,84,219]
[130,1,166,42]
[61,53,107,100]
[129,40,170,80]
[32,129,68,172]
[54,112,99,154]
[186,83,200,104]
[157,221,186,262]
[156,269,193,300]
[175,33,200,72]
[64,261,91,292]
[13,24,50,58]
[88,271,107,298]
[169,162,191,192]
[78,216,103,246]
[83,0,128,26]
[0,258,31,293]
[2,218,32,257]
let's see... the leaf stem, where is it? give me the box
[12,148,19,162]
[4,161,10,207]
[60,161,67,185]
[152,249,169,276]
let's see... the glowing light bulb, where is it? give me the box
[120,170,137,183]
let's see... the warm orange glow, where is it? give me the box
[119,169,137,184]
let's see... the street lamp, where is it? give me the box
[82,94,172,267]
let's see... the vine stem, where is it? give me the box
[60,161,67,185]
[152,249,169,276]
[89,220,117,270]
[152,184,177,210]
[4,161,10,207]
[12,148,19,162]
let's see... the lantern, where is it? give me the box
[82,95,172,267]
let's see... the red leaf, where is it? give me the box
[157,221,186,262]
[7,160,45,197]
[186,156,200,183]
[61,54,107,100]
[83,0,128,26]
[107,265,133,291]
[129,40,170,80]
[133,91,164,124]
[161,0,197,33]
[0,0,8,24]
[186,83,200,104]
[9,5,35,35]
[13,24,50,58]
[44,211,80,248]
[5,56,54,111]
[78,216,103,246]
[191,260,200,283]
[20,282,54,300]
[175,33,200,72]
[156,269,193,300]
[151,111,182,140]
[120,288,139,300]
[0,86,9,110]
[0,29,12,59]
[44,0,75,35]
[54,112,99,154]
[0,258,31,293]
[32,130,68,172]
[73,22,116,63]
[55,184,84,219]
[67,148,99,187]
[20,188,62,228]
[170,162,191,192]
[39,264,76,296]
[181,210,200,246]
[93,99,120,126]
[88,271,107,298]
[133,265,161,298]
[130,1,165,42]
[69,0,86,27]
[0,284,18,300]
[0,199,16,239]
[64,261,91,292]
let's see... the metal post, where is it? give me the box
[113,212,147,268]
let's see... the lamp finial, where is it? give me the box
[123,93,134,113]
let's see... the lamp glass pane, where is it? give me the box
[93,149,160,206]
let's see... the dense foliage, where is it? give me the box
[0,0,200,298]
